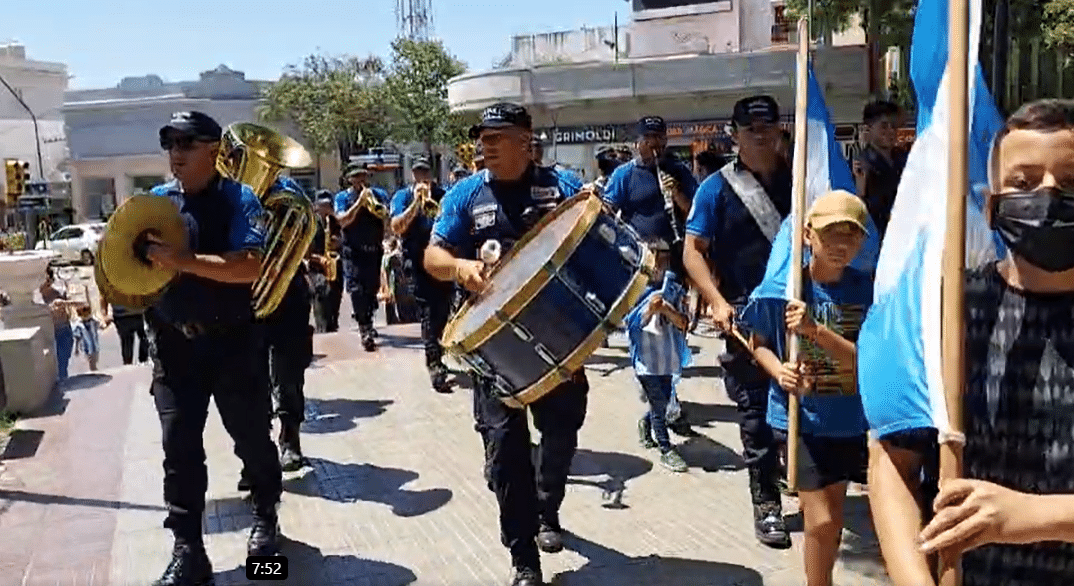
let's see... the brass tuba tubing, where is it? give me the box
[216,122,316,318]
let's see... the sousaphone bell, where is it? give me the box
[95,195,188,309]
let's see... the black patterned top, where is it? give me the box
[960,261,1074,585]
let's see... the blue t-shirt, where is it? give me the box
[335,185,390,250]
[745,267,873,437]
[602,158,698,243]
[149,177,266,326]
[431,167,580,260]
[685,163,792,302]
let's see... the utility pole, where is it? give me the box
[0,72,45,181]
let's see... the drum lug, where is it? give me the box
[597,223,617,244]
[511,323,535,342]
[584,291,606,314]
[534,343,557,365]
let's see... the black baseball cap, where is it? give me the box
[158,111,222,145]
[411,158,431,170]
[732,96,780,128]
[343,161,370,178]
[314,189,334,202]
[636,116,667,135]
[469,102,533,139]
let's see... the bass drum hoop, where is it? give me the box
[440,191,602,355]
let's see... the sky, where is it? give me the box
[6,0,629,89]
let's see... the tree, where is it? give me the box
[1043,0,1074,55]
[260,54,393,163]
[383,38,467,169]
[783,0,866,45]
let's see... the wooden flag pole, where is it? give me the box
[786,16,810,492]
[939,0,969,582]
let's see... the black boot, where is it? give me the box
[749,468,791,549]
[509,547,543,586]
[430,363,453,394]
[152,543,215,586]
[361,326,377,352]
[247,512,281,557]
[278,421,305,472]
[510,567,543,586]
[536,514,564,554]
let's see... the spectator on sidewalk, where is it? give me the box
[100,299,149,365]
[72,304,102,371]
[38,267,74,381]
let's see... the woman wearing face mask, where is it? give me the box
[867,99,1074,586]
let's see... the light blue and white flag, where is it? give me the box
[749,62,881,303]
[857,0,1005,441]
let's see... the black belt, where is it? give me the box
[344,244,383,255]
[166,320,249,340]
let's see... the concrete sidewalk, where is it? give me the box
[0,324,890,586]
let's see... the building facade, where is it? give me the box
[448,0,872,178]
[63,65,340,222]
[0,43,70,224]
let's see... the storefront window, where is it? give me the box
[132,175,165,194]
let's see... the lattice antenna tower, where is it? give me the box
[396,0,434,40]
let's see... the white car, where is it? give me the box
[34,222,106,265]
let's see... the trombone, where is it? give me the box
[414,181,440,217]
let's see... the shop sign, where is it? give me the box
[538,125,627,145]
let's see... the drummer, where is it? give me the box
[424,102,587,586]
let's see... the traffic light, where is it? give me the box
[4,160,29,201]
[4,160,18,203]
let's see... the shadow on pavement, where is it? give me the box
[679,401,739,427]
[283,457,452,518]
[0,487,166,512]
[677,435,746,472]
[552,533,763,586]
[302,398,392,435]
[567,449,653,510]
[215,536,417,585]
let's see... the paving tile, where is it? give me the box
[1,316,891,586]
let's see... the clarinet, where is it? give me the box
[655,151,684,246]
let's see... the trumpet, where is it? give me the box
[358,186,390,220]
[415,181,440,217]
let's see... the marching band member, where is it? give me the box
[746,190,873,586]
[531,136,545,166]
[143,111,282,584]
[589,146,623,194]
[867,99,1074,586]
[260,175,315,472]
[602,116,698,277]
[335,162,391,351]
[309,190,344,333]
[472,143,486,172]
[683,95,794,549]
[425,103,587,586]
[390,157,454,394]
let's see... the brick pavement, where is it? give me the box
[0,322,891,586]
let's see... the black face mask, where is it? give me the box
[991,187,1074,272]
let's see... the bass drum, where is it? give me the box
[441,192,655,408]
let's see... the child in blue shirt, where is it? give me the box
[625,241,692,472]
[746,190,873,586]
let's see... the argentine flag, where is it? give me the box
[857,0,1004,441]
[748,63,881,304]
